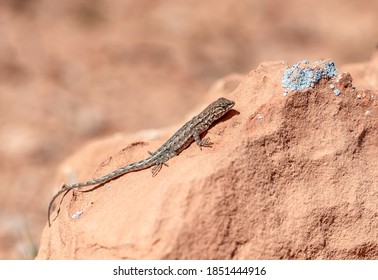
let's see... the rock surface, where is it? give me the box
[1,0,378,260]
[37,61,377,259]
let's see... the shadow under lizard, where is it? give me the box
[48,97,235,226]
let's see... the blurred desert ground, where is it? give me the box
[0,0,377,259]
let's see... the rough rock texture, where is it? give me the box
[2,0,378,260]
[37,61,377,259]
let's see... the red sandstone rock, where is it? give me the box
[36,61,377,259]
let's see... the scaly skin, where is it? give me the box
[48,97,235,226]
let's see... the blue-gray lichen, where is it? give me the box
[282,60,340,96]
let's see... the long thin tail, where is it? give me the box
[48,157,156,226]
[48,184,71,226]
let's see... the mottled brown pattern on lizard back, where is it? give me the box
[48,97,235,226]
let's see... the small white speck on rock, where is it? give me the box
[72,211,84,219]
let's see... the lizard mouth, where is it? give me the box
[227,101,235,110]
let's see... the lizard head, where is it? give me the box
[211,97,235,114]
[218,97,235,110]
[209,97,235,121]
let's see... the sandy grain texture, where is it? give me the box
[37,61,377,259]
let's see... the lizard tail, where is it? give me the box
[47,158,156,226]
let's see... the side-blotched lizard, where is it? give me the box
[48,97,235,225]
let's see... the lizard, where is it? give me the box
[48,97,235,226]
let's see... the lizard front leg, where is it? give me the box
[193,131,213,150]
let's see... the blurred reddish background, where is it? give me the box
[0,0,377,259]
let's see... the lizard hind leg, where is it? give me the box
[151,162,163,177]
[148,151,168,167]
[150,157,170,177]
